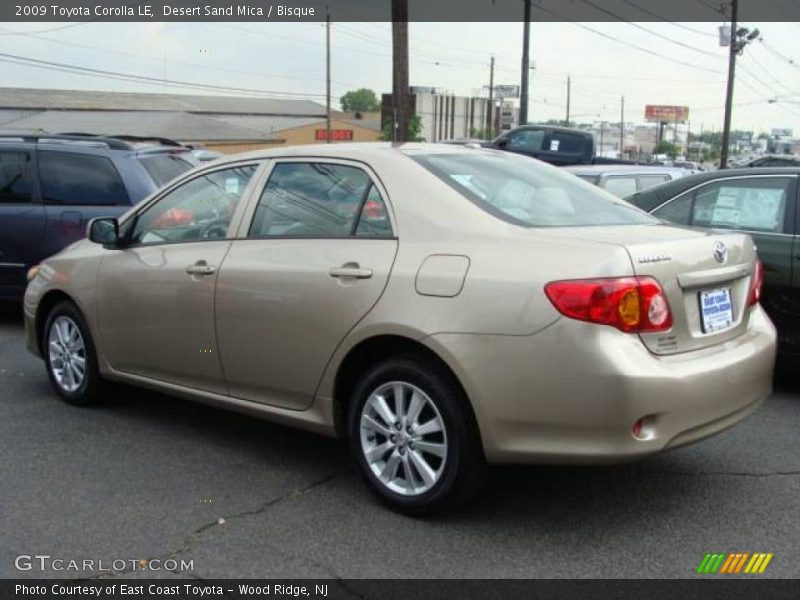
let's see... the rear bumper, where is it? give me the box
[427,305,776,464]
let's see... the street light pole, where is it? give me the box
[720,0,738,169]
[566,75,571,125]
[518,0,531,125]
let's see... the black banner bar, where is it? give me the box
[2,0,800,23]
[2,579,799,600]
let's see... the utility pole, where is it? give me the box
[619,95,624,159]
[325,8,331,143]
[600,121,605,156]
[487,55,495,139]
[518,0,531,125]
[720,0,738,168]
[391,0,409,142]
[565,75,571,125]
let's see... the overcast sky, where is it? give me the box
[1,20,799,134]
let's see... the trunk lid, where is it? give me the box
[539,224,757,355]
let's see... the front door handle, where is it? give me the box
[186,260,217,276]
[329,263,373,279]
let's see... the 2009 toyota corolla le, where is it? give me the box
[24,143,776,514]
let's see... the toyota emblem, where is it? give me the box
[713,241,728,264]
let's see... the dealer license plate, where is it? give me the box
[699,287,734,333]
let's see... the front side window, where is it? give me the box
[505,129,544,152]
[249,162,386,238]
[130,164,257,245]
[0,151,33,204]
[38,151,129,206]
[412,152,656,228]
[691,178,790,233]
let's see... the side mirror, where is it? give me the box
[87,217,120,247]
[495,138,509,149]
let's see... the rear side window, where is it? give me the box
[603,176,638,197]
[39,152,129,206]
[654,177,792,233]
[692,178,790,233]
[638,175,670,191]
[249,162,376,237]
[412,153,655,228]
[0,151,33,204]
[138,153,195,187]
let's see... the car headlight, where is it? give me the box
[26,265,40,282]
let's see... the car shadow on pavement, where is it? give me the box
[101,382,746,526]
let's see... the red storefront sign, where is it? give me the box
[315,129,354,141]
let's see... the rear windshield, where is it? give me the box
[412,153,656,228]
[138,153,195,187]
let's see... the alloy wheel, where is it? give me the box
[48,316,86,393]
[359,381,448,496]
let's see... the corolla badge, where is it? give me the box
[713,241,728,264]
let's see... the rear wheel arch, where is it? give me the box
[332,335,482,450]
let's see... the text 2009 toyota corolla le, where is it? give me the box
[24,143,776,513]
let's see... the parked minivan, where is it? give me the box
[0,134,196,299]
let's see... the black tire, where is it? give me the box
[347,355,484,515]
[42,300,107,406]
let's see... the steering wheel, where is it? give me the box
[200,219,229,240]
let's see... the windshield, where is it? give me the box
[412,153,656,227]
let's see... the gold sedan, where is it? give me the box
[24,144,776,514]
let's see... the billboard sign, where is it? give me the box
[645,105,690,123]
[484,84,520,99]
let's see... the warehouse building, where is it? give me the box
[0,88,382,152]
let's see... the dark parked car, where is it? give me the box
[740,154,800,168]
[627,167,800,351]
[0,134,196,299]
[456,124,636,167]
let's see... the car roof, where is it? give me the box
[514,124,592,135]
[564,165,689,176]
[208,142,508,165]
[626,167,800,212]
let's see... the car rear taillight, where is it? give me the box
[544,276,673,333]
[748,259,763,307]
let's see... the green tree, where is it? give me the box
[381,114,425,142]
[655,140,679,158]
[340,88,380,112]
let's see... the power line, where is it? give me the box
[0,26,360,89]
[0,51,338,100]
[531,3,722,75]
[615,0,718,37]
[576,0,722,60]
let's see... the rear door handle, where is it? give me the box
[329,264,373,279]
[186,261,217,276]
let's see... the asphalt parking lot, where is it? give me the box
[1,302,798,580]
